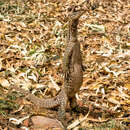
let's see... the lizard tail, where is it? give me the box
[27,89,67,108]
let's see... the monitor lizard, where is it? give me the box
[10,1,100,127]
[27,0,99,119]
[28,8,84,126]
[10,8,85,128]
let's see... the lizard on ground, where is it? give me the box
[30,6,85,112]
[28,0,99,115]
[10,1,99,127]
[10,8,85,128]
[62,7,85,109]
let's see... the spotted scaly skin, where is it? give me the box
[10,8,85,129]
[63,9,84,108]
[27,9,85,127]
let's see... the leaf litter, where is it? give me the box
[0,0,129,129]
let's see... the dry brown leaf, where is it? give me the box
[108,97,120,105]
[0,78,10,88]
[125,83,130,91]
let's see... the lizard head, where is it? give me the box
[69,10,86,21]
[68,8,86,29]
[67,0,99,29]
[67,0,99,21]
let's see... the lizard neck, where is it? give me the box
[67,19,78,41]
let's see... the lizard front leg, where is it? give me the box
[57,90,68,129]
[58,102,67,128]
[63,42,75,72]
[63,42,75,79]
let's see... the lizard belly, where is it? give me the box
[67,63,83,98]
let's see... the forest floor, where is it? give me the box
[0,0,129,129]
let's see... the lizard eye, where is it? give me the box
[67,5,75,12]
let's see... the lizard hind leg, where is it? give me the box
[57,101,67,129]
[70,97,88,115]
[69,96,87,114]
[57,89,68,128]
[69,96,77,109]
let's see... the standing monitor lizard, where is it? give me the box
[9,1,99,129]
[10,1,99,127]
[28,8,85,126]
[10,8,85,128]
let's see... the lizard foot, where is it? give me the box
[72,106,89,115]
